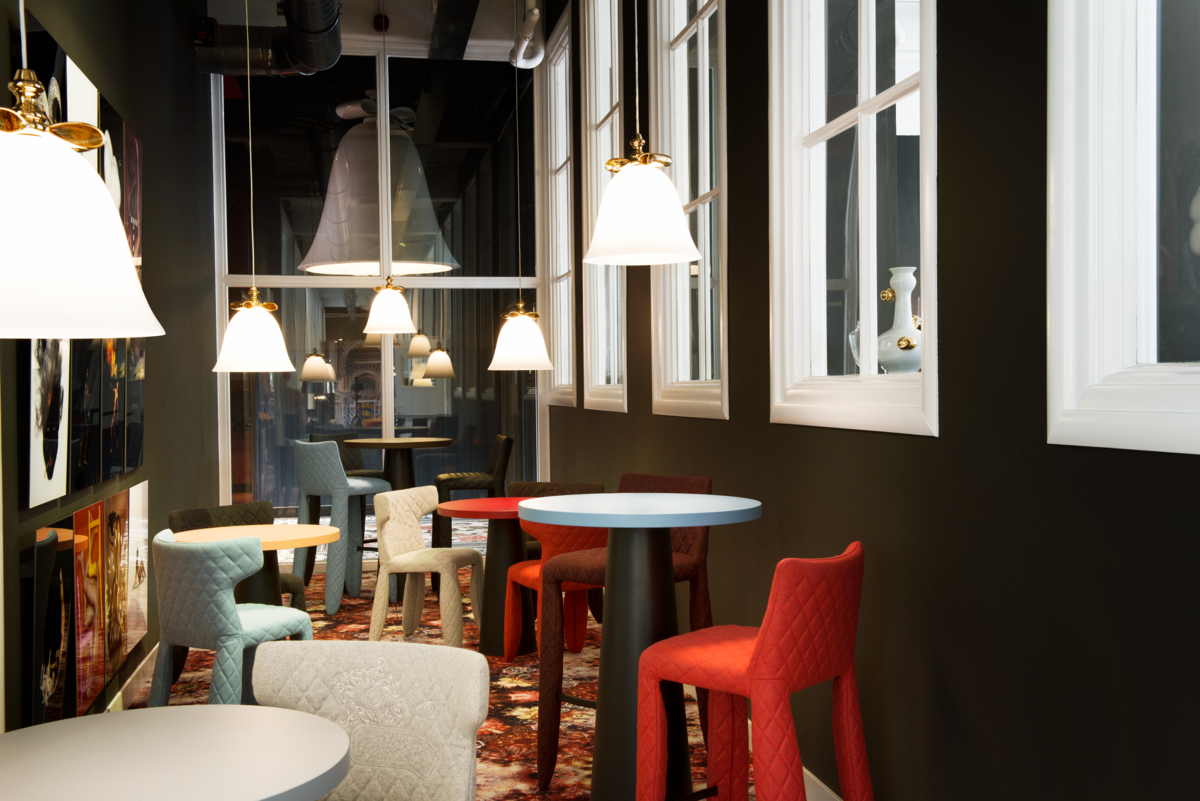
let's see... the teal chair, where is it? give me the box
[291,440,391,615]
[149,530,312,706]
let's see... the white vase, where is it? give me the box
[877,267,921,374]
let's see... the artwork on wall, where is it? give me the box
[69,339,103,493]
[125,482,149,657]
[126,338,145,470]
[100,338,127,483]
[29,339,69,507]
[73,502,104,714]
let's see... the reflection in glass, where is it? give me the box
[875,101,921,373]
[826,0,858,122]
[825,125,859,376]
[876,0,920,96]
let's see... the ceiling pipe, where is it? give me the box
[509,0,544,69]
[196,0,342,76]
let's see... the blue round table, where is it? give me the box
[520,493,761,801]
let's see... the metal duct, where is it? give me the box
[196,0,341,76]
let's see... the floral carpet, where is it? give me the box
[130,566,722,799]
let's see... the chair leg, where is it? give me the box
[325,495,349,614]
[402,572,425,636]
[369,565,393,641]
[468,561,484,622]
[564,589,588,653]
[344,496,364,598]
[635,663,670,801]
[689,568,715,747]
[749,681,807,801]
[209,637,245,705]
[537,573,567,792]
[503,573,525,662]
[242,646,259,706]
[832,666,875,801]
[169,644,189,685]
[587,587,604,623]
[438,566,466,648]
[389,572,401,604]
[148,638,176,708]
[706,690,750,801]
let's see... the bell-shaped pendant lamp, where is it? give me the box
[364,276,417,333]
[323,360,337,382]
[489,299,552,370]
[408,332,431,357]
[410,359,434,387]
[583,136,701,266]
[213,288,296,373]
[299,118,459,276]
[300,348,330,381]
[424,344,456,379]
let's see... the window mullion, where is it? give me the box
[857,2,878,375]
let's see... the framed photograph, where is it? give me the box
[29,339,69,507]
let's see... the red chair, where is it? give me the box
[637,543,873,801]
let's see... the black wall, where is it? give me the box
[552,2,1198,798]
[1,0,218,728]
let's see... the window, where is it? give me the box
[1048,0,1200,454]
[769,0,938,435]
[582,0,628,412]
[649,0,728,419]
[538,11,576,407]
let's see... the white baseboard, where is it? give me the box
[106,643,159,712]
[746,718,842,801]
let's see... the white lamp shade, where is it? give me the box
[300,353,329,381]
[323,362,337,382]
[424,348,455,379]
[583,163,702,266]
[299,123,458,276]
[213,305,296,373]
[0,133,164,338]
[408,333,431,357]
[488,314,553,370]
[410,360,425,380]
[364,287,417,334]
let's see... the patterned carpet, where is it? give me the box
[130,566,718,799]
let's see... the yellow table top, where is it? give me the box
[174,524,339,551]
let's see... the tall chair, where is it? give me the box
[150,531,312,706]
[431,434,513,551]
[253,641,489,801]
[368,486,483,648]
[291,440,390,615]
[637,544,872,801]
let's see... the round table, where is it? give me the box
[36,527,83,552]
[175,524,339,607]
[519,493,762,801]
[343,437,452,490]
[437,497,536,657]
[0,705,350,800]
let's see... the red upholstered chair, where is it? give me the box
[636,543,872,801]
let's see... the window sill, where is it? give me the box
[770,373,935,436]
[584,384,627,413]
[548,385,577,408]
[653,379,728,420]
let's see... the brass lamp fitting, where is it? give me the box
[4,69,102,150]
[230,286,278,312]
[374,276,407,294]
[605,133,673,173]
[880,288,895,302]
[503,298,539,320]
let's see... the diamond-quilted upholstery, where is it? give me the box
[635,542,874,801]
[370,487,483,648]
[150,530,311,706]
[238,603,314,646]
[431,435,513,550]
[253,641,489,801]
[310,432,369,472]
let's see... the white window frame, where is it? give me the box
[581,0,628,413]
[1047,0,1200,454]
[648,0,729,420]
[537,10,576,408]
[768,0,938,436]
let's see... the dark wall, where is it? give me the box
[551,2,1198,798]
[1,0,218,728]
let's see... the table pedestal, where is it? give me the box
[382,449,416,491]
[591,527,691,801]
[478,517,537,658]
[233,551,283,607]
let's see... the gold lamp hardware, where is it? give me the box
[230,286,278,312]
[305,347,326,359]
[4,69,102,150]
[897,336,916,351]
[913,315,922,331]
[502,298,539,321]
[880,288,895,302]
[604,133,673,173]
[373,275,407,294]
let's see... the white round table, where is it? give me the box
[0,706,350,800]
[519,493,762,801]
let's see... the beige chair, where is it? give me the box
[369,486,483,647]
[253,640,489,801]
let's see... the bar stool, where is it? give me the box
[636,543,873,801]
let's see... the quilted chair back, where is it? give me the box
[152,530,262,651]
[375,486,439,561]
[168,500,273,533]
[508,481,605,498]
[295,440,351,496]
[310,432,368,472]
[512,481,608,561]
[749,542,865,690]
[253,640,490,801]
[618,472,712,560]
[484,435,514,485]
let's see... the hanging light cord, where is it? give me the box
[633,0,640,135]
[246,0,257,284]
[513,0,524,304]
[18,0,27,69]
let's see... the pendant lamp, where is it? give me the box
[410,360,433,387]
[364,276,417,334]
[489,10,553,372]
[300,348,330,381]
[424,344,456,379]
[408,332,431,357]
[214,0,295,374]
[324,360,337,382]
[581,0,700,267]
[0,0,163,339]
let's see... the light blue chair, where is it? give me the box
[291,440,391,615]
[149,530,313,706]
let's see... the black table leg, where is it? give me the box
[383,449,416,491]
[591,527,691,801]
[477,517,536,657]
[234,550,283,607]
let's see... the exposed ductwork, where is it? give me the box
[196,0,342,76]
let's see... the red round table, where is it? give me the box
[437,498,536,657]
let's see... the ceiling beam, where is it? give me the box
[428,0,482,61]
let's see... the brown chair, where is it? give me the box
[533,472,714,792]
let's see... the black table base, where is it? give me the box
[477,517,537,658]
[233,550,283,607]
[591,527,692,801]
[382,449,416,492]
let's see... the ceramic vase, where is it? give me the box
[877,266,921,374]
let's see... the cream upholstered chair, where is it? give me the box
[253,641,489,801]
[369,486,483,647]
